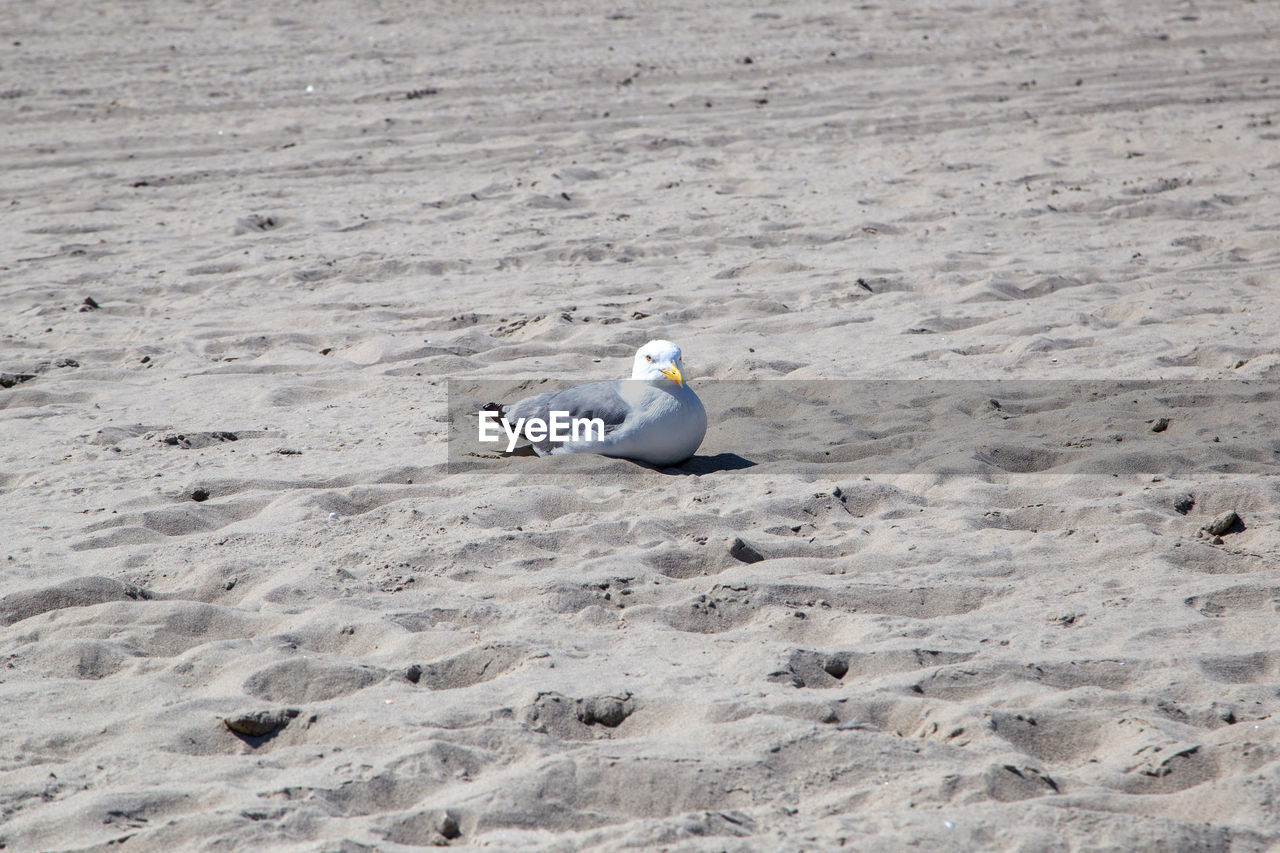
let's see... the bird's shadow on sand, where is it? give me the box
[651,452,757,476]
[476,448,756,475]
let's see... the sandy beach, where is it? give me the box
[4,0,1280,849]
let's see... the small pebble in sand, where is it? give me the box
[578,695,632,727]
[1173,494,1195,515]
[1151,417,1170,432]
[438,812,462,840]
[1202,510,1241,537]
[224,707,299,737]
[729,537,764,564]
[328,512,340,521]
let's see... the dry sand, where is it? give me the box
[4,0,1280,849]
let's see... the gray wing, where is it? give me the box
[505,381,633,453]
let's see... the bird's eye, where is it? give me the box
[645,355,652,361]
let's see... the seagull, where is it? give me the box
[501,340,707,466]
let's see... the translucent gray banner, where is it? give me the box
[446,379,1279,476]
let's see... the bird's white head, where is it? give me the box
[631,339,687,386]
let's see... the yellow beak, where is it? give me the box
[659,364,684,386]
